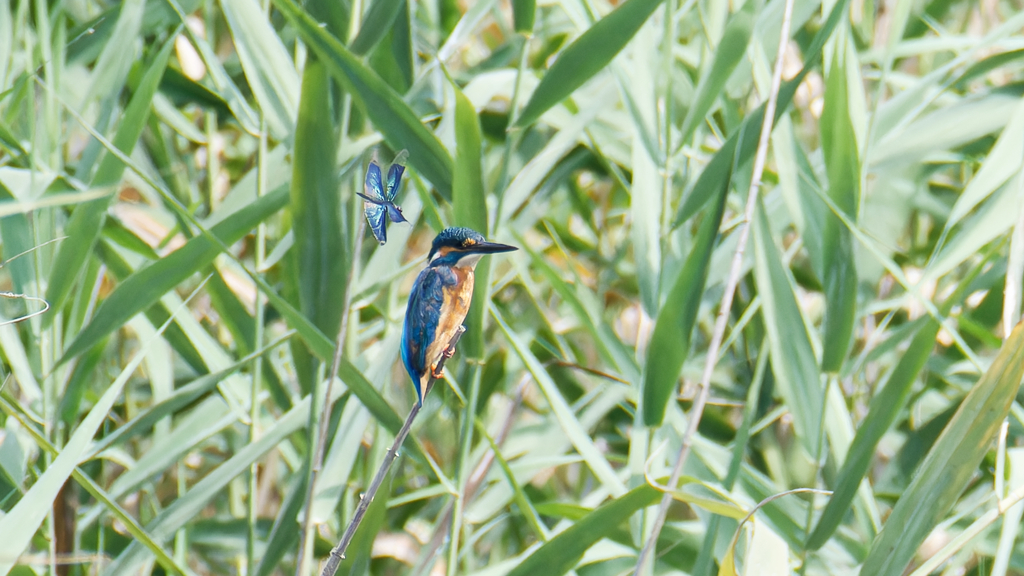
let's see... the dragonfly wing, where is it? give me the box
[363,161,385,202]
[385,202,407,224]
[363,202,388,245]
[385,163,406,202]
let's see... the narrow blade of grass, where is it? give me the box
[819,47,860,372]
[925,179,1019,282]
[165,0,261,133]
[991,447,1024,576]
[655,474,746,519]
[44,34,175,326]
[451,77,490,360]
[291,57,346,337]
[514,0,664,128]
[806,318,937,549]
[493,304,627,496]
[0,0,11,89]
[84,0,143,107]
[861,321,1024,575]
[627,17,662,315]
[871,87,1022,169]
[221,0,299,138]
[60,186,288,363]
[93,240,206,372]
[673,0,850,227]
[948,96,1024,229]
[641,188,727,426]
[310,397,371,522]
[0,191,35,297]
[512,0,535,33]
[678,0,755,144]
[954,48,1024,88]
[474,418,550,540]
[272,0,454,197]
[254,471,306,576]
[751,196,823,458]
[504,484,660,576]
[350,0,405,55]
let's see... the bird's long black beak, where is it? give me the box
[471,241,518,254]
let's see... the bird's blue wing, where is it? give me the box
[385,150,408,202]
[363,160,385,202]
[363,202,387,245]
[401,265,456,403]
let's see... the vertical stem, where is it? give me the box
[660,0,675,234]
[35,0,56,168]
[206,112,219,212]
[493,34,531,216]
[32,1,58,572]
[247,114,269,576]
[205,0,220,214]
[174,460,188,566]
[247,0,270,566]
[448,365,482,576]
[631,0,795,572]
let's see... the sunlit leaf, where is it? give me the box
[819,46,860,372]
[514,0,664,128]
[641,189,727,426]
[752,196,823,457]
[45,35,175,326]
[272,0,454,196]
[505,485,660,576]
[861,321,1024,574]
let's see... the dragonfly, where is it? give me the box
[358,149,409,245]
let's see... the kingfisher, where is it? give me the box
[401,227,517,405]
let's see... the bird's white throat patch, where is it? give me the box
[455,253,483,268]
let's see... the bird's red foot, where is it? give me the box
[442,345,456,359]
[431,364,445,379]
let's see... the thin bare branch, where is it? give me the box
[0,237,67,270]
[0,293,50,326]
[631,0,796,572]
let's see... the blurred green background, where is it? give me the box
[2,0,1024,574]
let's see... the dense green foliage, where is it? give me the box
[1,0,1024,574]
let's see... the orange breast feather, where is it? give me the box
[423,267,475,374]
